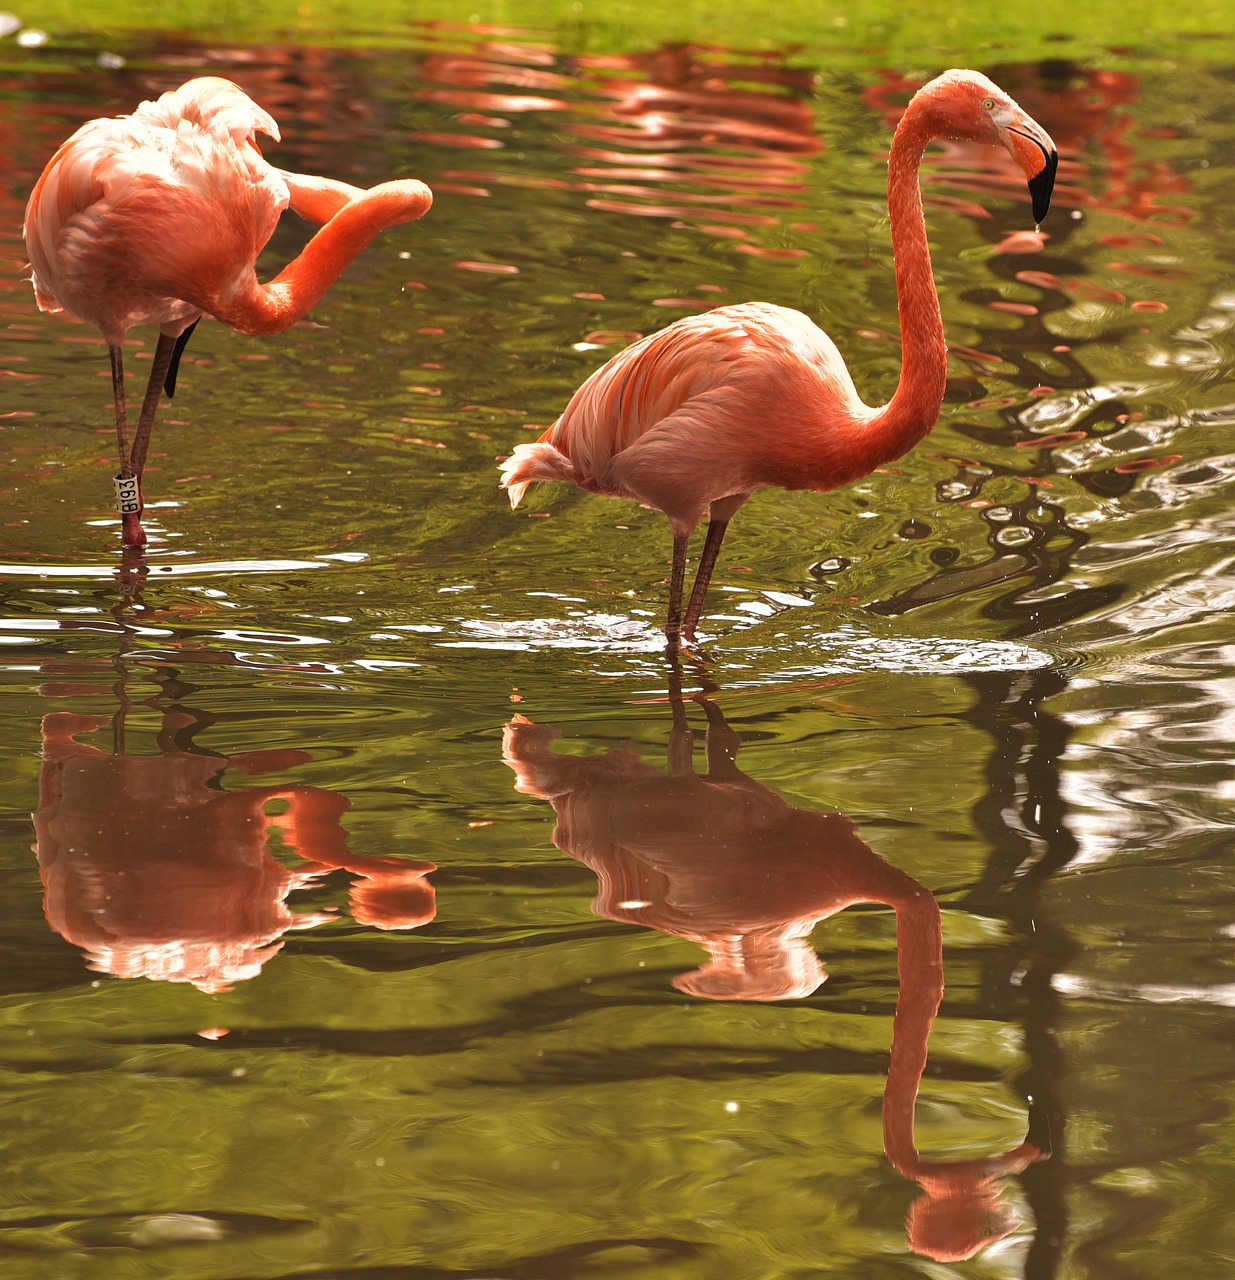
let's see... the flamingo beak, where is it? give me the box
[1027,148,1058,225]
[1008,123,1058,226]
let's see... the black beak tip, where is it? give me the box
[1028,149,1059,225]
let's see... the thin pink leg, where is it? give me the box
[681,518,730,642]
[121,334,178,547]
[109,345,130,474]
[664,531,691,650]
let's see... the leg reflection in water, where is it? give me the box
[503,693,1044,1262]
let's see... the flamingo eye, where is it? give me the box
[982,98,996,110]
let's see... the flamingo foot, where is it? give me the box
[120,510,147,548]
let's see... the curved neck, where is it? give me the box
[880,884,945,1176]
[866,109,948,460]
[212,181,431,337]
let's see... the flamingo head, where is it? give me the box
[912,69,1059,225]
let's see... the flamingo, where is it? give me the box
[500,69,1058,647]
[23,77,433,547]
[36,709,438,991]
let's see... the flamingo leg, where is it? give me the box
[108,345,130,475]
[666,682,695,776]
[120,333,179,547]
[680,518,730,643]
[699,695,743,780]
[665,531,691,650]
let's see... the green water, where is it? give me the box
[2,11,1235,1279]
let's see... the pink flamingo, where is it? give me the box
[500,70,1057,647]
[24,77,433,547]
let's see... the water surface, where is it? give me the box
[1,17,1234,1280]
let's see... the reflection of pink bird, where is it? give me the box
[505,699,1044,1260]
[34,709,438,992]
[501,70,1057,647]
[503,703,938,1002]
[24,77,433,547]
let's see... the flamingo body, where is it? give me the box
[25,78,286,344]
[501,69,1058,646]
[24,77,433,545]
[505,302,877,531]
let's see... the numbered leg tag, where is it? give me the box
[113,474,141,515]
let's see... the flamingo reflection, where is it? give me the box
[409,36,819,251]
[33,671,435,993]
[503,695,1042,1261]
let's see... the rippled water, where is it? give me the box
[2,17,1235,1280]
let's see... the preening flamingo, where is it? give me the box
[24,77,433,547]
[500,69,1058,647]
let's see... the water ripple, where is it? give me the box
[0,558,328,580]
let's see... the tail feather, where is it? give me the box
[498,441,577,509]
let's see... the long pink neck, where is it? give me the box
[880,883,945,1176]
[864,107,948,462]
[212,180,432,337]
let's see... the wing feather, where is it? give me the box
[23,78,287,337]
[547,307,758,485]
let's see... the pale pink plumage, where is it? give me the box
[500,69,1058,646]
[26,80,277,336]
[24,76,433,547]
[502,302,876,521]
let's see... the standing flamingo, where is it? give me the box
[500,69,1057,647]
[24,77,433,547]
